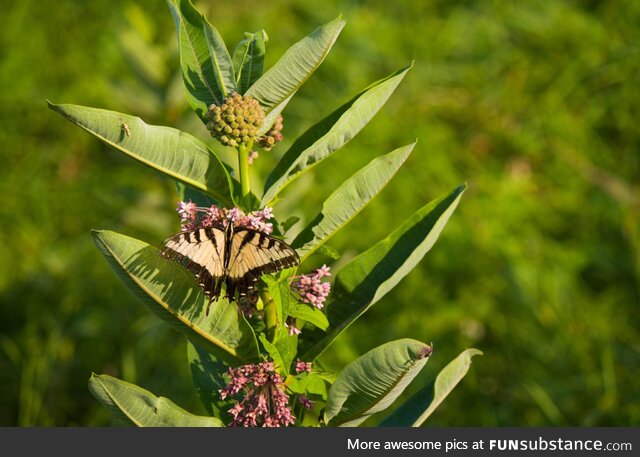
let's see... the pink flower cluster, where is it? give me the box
[295,360,312,373]
[291,265,331,309]
[220,361,295,427]
[176,201,273,234]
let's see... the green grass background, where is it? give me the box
[0,0,638,426]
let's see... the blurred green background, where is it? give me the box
[1,0,638,426]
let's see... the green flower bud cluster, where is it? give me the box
[205,93,265,148]
[257,115,284,150]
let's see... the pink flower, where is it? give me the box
[248,150,259,165]
[297,395,314,410]
[285,317,301,336]
[220,362,296,427]
[295,360,312,373]
[173,202,275,235]
[291,265,332,309]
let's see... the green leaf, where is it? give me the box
[233,31,268,94]
[292,142,416,260]
[280,216,301,234]
[288,373,329,400]
[275,334,298,374]
[49,102,235,207]
[288,303,329,331]
[259,333,286,370]
[167,0,235,118]
[187,340,230,418]
[89,373,223,427]
[324,339,432,427]
[261,64,412,205]
[316,244,341,260]
[246,16,346,129]
[92,230,259,365]
[379,348,482,427]
[301,184,466,360]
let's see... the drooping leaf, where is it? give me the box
[288,373,329,400]
[246,16,346,132]
[167,0,236,119]
[259,333,286,371]
[89,373,223,427]
[187,340,230,418]
[301,184,466,360]
[233,31,268,94]
[92,230,259,365]
[288,303,329,331]
[292,142,416,260]
[324,339,432,427]
[261,64,412,205]
[49,102,235,206]
[379,348,483,427]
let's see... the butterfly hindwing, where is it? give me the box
[161,225,299,306]
[226,229,300,297]
[161,226,227,300]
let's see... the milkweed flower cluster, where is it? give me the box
[291,265,331,309]
[257,114,284,150]
[219,361,295,427]
[205,93,264,148]
[175,201,273,235]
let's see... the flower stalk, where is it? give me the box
[238,141,253,199]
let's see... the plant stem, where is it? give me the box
[238,141,253,199]
[261,290,278,342]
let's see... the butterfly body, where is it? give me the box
[161,224,299,312]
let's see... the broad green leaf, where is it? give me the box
[92,230,259,365]
[317,244,341,260]
[89,373,223,427]
[288,303,329,331]
[301,184,466,360]
[275,333,298,374]
[233,31,268,94]
[292,142,416,260]
[261,64,412,206]
[49,102,235,207]
[246,16,346,121]
[324,339,432,427]
[259,334,286,372]
[288,373,329,400]
[167,0,236,118]
[187,340,230,418]
[379,348,482,427]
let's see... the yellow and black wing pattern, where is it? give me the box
[161,224,299,305]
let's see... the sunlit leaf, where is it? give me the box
[167,0,235,118]
[288,303,329,331]
[301,184,466,360]
[379,348,482,426]
[261,64,412,205]
[92,230,259,365]
[246,16,346,133]
[233,31,268,94]
[324,339,432,426]
[49,102,235,206]
[292,142,416,260]
[89,373,223,427]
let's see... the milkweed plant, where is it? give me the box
[50,0,481,427]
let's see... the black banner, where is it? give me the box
[1,427,637,456]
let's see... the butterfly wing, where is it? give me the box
[225,229,300,298]
[161,226,227,301]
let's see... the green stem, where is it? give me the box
[261,290,278,342]
[238,141,253,199]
